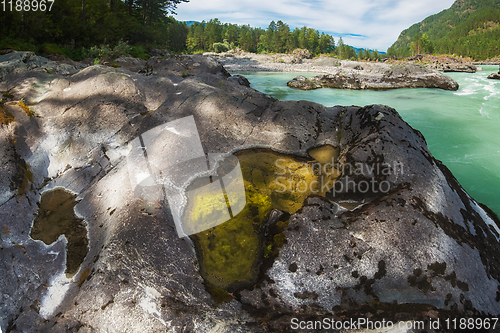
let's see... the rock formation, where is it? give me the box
[411,55,477,73]
[0,51,499,332]
[488,67,500,80]
[287,63,459,91]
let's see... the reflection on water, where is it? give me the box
[30,188,88,278]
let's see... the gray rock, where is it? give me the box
[244,105,500,329]
[0,51,498,333]
[487,73,500,80]
[113,56,147,72]
[407,55,476,73]
[0,51,82,81]
[292,48,312,60]
[425,62,477,73]
[227,74,251,87]
[287,63,459,91]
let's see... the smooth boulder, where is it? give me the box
[287,63,459,91]
[0,51,498,333]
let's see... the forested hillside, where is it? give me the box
[0,0,189,57]
[389,0,500,60]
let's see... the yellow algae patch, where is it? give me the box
[307,144,339,164]
[187,147,341,293]
[1,89,17,124]
[16,162,33,196]
[78,268,90,287]
[16,99,35,117]
[0,106,15,125]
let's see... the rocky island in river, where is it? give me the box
[0,51,499,332]
[211,50,462,91]
[286,62,459,91]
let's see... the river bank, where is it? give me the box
[208,50,480,74]
[208,52,459,91]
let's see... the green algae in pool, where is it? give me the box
[186,145,340,293]
[30,188,88,278]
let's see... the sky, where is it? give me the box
[173,0,456,51]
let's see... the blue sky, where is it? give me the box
[174,0,456,51]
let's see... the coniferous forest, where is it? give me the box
[2,0,499,60]
[1,0,190,57]
[185,19,382,60]
[186,20,336,54]
[0,0,381,60]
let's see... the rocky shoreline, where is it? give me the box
[406,54,478,73]
[209,51,466,91]
[1,51,500,332]
[210,50,478,75]
[286,62,459,91]
[473,58,500,65]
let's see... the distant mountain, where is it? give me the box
[389,0,500,60]
[183,21,200,27]
[351,46,386,55]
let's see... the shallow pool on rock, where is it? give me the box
[185,145,340,293]
[30,188,88,278]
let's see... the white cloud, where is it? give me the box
[174,0,455,51]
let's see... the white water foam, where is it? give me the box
[483,83,499,101]
[454,82,482,96]
[479,105,490,118]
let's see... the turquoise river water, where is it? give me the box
[237,66,500,217]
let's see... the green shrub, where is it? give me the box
[0,38,37,53]
[61,47,87,61]
[84,44,112,59]
[112,40,132,58]
[83,41,133,61]
[38,43,86,61]
[213,42,230,53]
[40,43,65,55]
[213,39,232,53]
[129,45,150,60]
